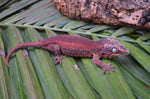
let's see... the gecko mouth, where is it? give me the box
[120,51,130,56]
[119,48,130,56]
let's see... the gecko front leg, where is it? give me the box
[42,44,66,65]
[92,54,115,74]
[53,55,66,64]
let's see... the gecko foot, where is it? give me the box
[102,63,115,75]
[53,55,66,65]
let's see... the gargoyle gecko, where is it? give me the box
[6,35,129,74]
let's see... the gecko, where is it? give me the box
[5,35,129,74]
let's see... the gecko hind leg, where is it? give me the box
[42,44,66,65]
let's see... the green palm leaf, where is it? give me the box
[0,0,150,99]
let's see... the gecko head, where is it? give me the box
[100,38,130,58]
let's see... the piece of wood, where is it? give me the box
[50,0,150,29]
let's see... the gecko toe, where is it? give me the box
[54,59,62,65]
[102,69,106,75]
[110,66,115,68]
[111,69,115,72]
[55,62,58,65]
[107,71,110,74]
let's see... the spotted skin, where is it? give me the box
[5,35,129,74]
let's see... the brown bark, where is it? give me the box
[50,0,150,29]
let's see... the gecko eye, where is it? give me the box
[112,48,117,53]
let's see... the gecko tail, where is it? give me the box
[5,42,43,67]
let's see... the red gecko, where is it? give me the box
[6,35,129,74]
